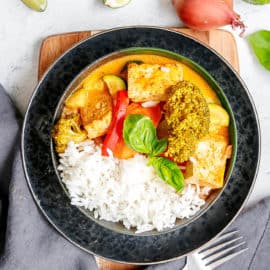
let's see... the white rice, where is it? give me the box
[58,141,205,233]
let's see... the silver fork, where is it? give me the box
[182,230,248,270]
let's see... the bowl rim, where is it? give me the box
[21,25,261,265]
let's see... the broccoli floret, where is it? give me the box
[52,113,87,153]
[164,80,210,162]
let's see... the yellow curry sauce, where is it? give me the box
[71,54,221,105]
[57,54,231,191]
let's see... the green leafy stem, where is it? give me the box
[123,114,184,192]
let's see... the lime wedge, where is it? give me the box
[21,0,47,12]
[103,0,131,8]
[243,0,270,3]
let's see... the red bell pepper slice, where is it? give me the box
[102,93,162,159]
[126,103,162,127]
[102,90,130,156]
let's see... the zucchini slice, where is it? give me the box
[103,75,126,99]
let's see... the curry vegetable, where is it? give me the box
[52,113,87,153]
[164,80,210,162]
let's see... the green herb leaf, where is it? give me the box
[243,0,270,4]
[123,114,184,192]
[151,138,168,157]
[247,30,270,70]
[148,157,184,192]
[123,114,157,155]
[123,114,167,155]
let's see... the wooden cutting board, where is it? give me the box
[38,28,239,270]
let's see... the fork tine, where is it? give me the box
[199,230,238,252]
[207,248,248,269]
[203,242,245,265]
[201,236,243,258]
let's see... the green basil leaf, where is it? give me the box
[243,0,270,4]
[124,115,183,191]
[247,30,270,70]
[123,114,157,154]
[149,157,184,192]
[151,138,167,157]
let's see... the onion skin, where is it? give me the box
[189,0,233,8]
[224,0,233,9]
[173,0,245,35]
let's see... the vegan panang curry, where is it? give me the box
[53,53,232,200]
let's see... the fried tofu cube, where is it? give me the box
[184,135,231,189]
[127,63,183,102]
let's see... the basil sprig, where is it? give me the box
[123,114,184,191]
[123,114,167,156]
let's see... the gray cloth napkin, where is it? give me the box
[0,85,98,270]
[0,84,269,270]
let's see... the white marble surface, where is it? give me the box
[0,0,269,206]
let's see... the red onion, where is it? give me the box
[173,0,246,35]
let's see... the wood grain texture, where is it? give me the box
[95,259,143,270]
[38,31,91,79]
[38,28,239,270]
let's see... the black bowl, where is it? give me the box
[22,26,260,264]
[52,46,238,236]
